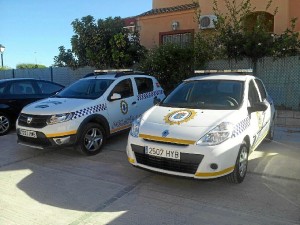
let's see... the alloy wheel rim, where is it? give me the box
[238,146,248,177]
[0,116,9,134]
[84,128,103,151]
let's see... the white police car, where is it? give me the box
[16,69,165,155]
[127,70,276,183]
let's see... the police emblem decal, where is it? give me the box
[164,109,197,125]
[120,100,128,115]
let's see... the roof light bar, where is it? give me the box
[94,69,133,73]
[194,69,253,74]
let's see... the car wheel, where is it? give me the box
[266,117,275,142]
[0,113,11,136]
[226,141,248,184]
[76,123,106,156]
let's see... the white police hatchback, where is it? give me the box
[16,70,165,155]
[127,70,276,183]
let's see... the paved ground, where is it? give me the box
[0,127,299,225]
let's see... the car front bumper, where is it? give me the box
[16,121,78,149]
[127,134,242,179]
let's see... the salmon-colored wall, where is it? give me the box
[139,10,198,48]
[153,0,193,9]
[199,0,291,34]
[141,0,300,48]
[289,0,300,31]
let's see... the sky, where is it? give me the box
[0,0,152,68]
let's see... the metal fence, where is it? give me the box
[206,56,300,111]
[0,66,95,87]
[1,56,300,110]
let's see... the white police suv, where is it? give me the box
[16,70,165,155]
[127,70,276,183]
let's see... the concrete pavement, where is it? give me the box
[0,127,299,225]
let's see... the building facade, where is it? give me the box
[137,0,300,49]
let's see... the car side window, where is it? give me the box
[37,81,62,94]
[111,79,133,99]
[10,81,36,95]
[248,80,260,105]
[0,83,6,94]
[135,77,154,94]
[254,79,267,100]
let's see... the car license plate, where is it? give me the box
[19,129,37,138]
[145,146,180,160]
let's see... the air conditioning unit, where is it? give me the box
[199,15,217,29]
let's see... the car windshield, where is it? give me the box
[161,80,244,110]
[56,79,114,99]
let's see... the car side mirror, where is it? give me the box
[110,93,121,101]
[153,97,161,105]
[248,102,268,113]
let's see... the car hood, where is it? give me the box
[21,97,102,115]
[139,106,240,143]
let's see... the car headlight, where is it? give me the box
[47,113,73,125]
[130,117,142,137]
[197,122,234,146]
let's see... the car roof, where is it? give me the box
[185,74,254,82]
[0,78,36,82]
[82,73,154,80]
[0,78,64,87]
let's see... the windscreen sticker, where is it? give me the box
[120,100,128,114]
[232,117,250,138]
[164,109,197,125]
[137,90,164,101]
[72,103,107,120]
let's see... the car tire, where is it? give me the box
[0,113,11,136]
[266,117,275,142]
[226,141,249,184]
[76,123,106,156]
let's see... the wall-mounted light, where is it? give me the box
[172,21,179,31]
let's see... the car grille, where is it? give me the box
[134,152,203,175]
[17,134,52,147]
[18,113,50,128]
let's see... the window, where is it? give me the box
[248,80,260,105]
[162,33,192,47]
[10,81,36,95]
[57,79,113,99]
[135,77,153,94]
[254,79,267,100]
[243,12,274,33]
[37,81,63,95]
[111,79,133,99]
[160,30,194,48]
[0,83,6,94]
[161,80,243,110]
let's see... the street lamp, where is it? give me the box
[0,44,5,67]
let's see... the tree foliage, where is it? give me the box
[139,44,194,93]
[53,16,146,69]
[0,66,12,71]
[16,64,47,69]
[212,0,300,63]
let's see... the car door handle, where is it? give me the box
[132,101,137,105]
